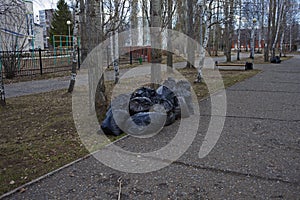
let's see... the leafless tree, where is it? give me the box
[68,0,80,93]
[150,0,162,84]
[0,0,30,105]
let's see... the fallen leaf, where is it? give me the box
[19,188,26,193]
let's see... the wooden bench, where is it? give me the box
[215,61,253,71]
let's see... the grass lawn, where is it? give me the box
[0,68,261,195]
[221,54,293,65]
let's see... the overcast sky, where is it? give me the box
[33,0,58,15]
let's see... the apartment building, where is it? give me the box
[0,0,44,51]
[39,9,54,49]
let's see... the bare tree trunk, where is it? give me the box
[270,0,277,59]
[258,0,264,53]
[131,0,139,46]
[289,24,292,52]
[237,0,242,60]
[177,0,187,34]
[214,0,220,56]
[271,0,285,59]
[279,31,284,57]
[264,0,272,62]
[68,0,80,93]
[196,1,212,83]
[224,0,234,62]
[79,0,87,61]
[150,0,162,84]
[279,4,287,57]
[142,1,148,45]
[186,0,195,68]
[167,0,173,72]
[112,0,120,84]
[199,3,203,49]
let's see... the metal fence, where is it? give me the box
[0,49,75,78]
[105,46,149,67]
[0,46,150,79]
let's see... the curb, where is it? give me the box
[0,135,129,199]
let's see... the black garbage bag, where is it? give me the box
[270,56,281,63]
[151,104,176,126]
[129,97,153,115]
[124,112,166,137]
[159,99,175,113]
[131,112,151,126]
[156,86,178,109]
[175,88,194,115]
[157,85,174,100]
[163,77,177,91]
[111,93,131,110]
[174,96,190,119]
[131,87,157,99]
[131,86,161,105]
[165,111,176,126]
[245,62,253,70]
[101,108,127,136]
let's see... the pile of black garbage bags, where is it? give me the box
[270,56,281,64]
[101,78,194,136]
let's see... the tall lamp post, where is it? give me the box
[66,20,72,50]
[250,18,257,59]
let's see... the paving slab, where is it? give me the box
[5,156,299,199]
[2,55,300,199]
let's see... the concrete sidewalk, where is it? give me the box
[2,56,300,199]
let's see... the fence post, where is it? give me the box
[77,46,80,70]
[0,56,6,106]
[130,46,133,65]
[39,48,43,75]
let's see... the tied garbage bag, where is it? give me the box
[174,88,194,115]
[245,62,253,70]
[159,98,174,113]
[111,93,131,110]
[129,97,153,115]
[100,79,195,136]
[131,86,161,105]
[131,87,157,99]
[174,80,193,114]
[124,112,166,137]
[156,85,178,125]
[270,56,281,64]
[174,96,190,119]
[101,108,128,136]
[156,86,176,107]
[165,112,176,126]
[131,112,151,126]
[163,77,177,91]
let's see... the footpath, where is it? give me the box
[4,53,249,98]
[2,55,300,199]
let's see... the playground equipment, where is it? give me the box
[52,35,80,65]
